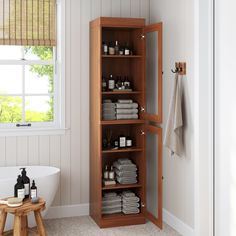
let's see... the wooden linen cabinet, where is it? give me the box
[90,17,163,228]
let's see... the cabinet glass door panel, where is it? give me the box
[145,125,162,228]
[146,31,158,115]
[144,23,162,123]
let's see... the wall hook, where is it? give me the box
[171,62,186,75]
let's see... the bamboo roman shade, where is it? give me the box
[0,0,56,46]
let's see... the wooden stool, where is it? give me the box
[0,198,47,236]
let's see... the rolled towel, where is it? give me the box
[116,114,138,120]
[116,108,138,114]
[116,103,138,109]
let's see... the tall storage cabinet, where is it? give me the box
[90,17,163,228]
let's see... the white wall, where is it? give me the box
[215,0,236,235]
[0,0,150,207]
[149,0,195,230]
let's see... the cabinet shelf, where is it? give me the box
[102,55,142,59]
[102,91,142,95]
[102,183,142,190]
[102,212,144,220]
[102,147,143,154]
[101,120,144,125]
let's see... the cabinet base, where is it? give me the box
[90,213,146,228]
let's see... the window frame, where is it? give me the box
[0,0,66,136]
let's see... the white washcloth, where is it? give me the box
[164,74,184,157]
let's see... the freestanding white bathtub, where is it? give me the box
[0,166,60,230]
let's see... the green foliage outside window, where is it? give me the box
[0,47,54,123]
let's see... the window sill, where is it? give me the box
[0,127,70,137]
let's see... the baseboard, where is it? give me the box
[45,204,194,236]
[45,203,89,219]
[163,209,195,236]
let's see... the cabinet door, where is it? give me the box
[145,125,162,228]
[143,23,163,123]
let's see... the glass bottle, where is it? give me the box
[124,43,130,55]
[114,41,119,55]
[109,42,115,55]
[103,165,109,179]
[102,76,107,91]
[119,135,126,148]
[108,74,115,91]
[102,42,108,55]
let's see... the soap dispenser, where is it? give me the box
[20,168,30,198]
[14,175,25,199]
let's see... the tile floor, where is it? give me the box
[44,216,181,236]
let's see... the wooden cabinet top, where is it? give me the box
[90,17,146,28]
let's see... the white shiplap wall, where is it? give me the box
[0,0,150,207]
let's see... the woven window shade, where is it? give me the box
[0,0,56,46]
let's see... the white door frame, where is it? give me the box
[194,0,214,235]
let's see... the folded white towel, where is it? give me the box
[116,114,138,120]
[115,170,137,177]
[102,203,122,209]
[164,74,184,157]
[123,203,140,208]
[116,177,137,184]
[123,196,140,203]
[122,191,136,197]
[102,207,122,214]
[117,99,133,104]
[113,161,137,171]
[116,108,138,114]
[116,103,138,109]
[117,158,132,164]
[122,208,140,215]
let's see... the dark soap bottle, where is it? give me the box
[20,168,30,198]
[31,180,38,198]
[14,175,25,199]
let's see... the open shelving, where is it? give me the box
[90,17,163,229]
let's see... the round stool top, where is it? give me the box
[0,198,46,216]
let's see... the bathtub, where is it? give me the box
[0,166,60,230]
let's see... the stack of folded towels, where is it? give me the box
[122,190,140,215]
[102,192,122,215]
[113,158,138,184]
[102,100,116,120]
[116,99,139,120]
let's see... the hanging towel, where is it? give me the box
[164,74,184,157]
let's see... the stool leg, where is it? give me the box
[21,216,28,236]
[0,211,7,235]
[13,215,21,236]
[34,210,47,236]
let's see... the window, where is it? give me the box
[0,46,56,126]
[0,0,65,134]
